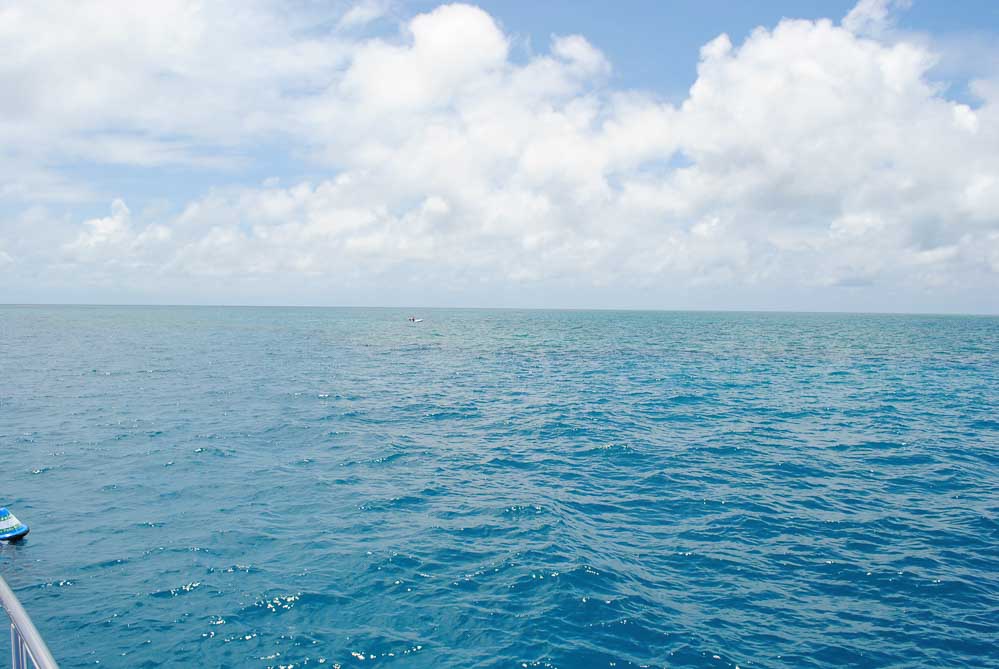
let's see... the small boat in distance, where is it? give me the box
[407,316,424,323]
[0,508,29,541]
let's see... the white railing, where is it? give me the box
[0,575,59,669]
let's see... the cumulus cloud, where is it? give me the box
[0,0,997,310]
[63,199,172,272]
[337,0,391,31]
[843,0,912,36]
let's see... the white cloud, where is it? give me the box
[842,0,912,37]
[63,199,172,271]
[68,199,134,252]
[337,0,391,31]
[0,0,349,177]
[1,0,998,311]
[339,4,509,112]
[551,34,611,76]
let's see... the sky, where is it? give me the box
[1,0,998,313]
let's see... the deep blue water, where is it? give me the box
[1,306,997,668]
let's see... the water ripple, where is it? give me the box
[1,306,997,668]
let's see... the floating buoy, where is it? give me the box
[0,508,29,541]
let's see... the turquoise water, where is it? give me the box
[1,306,997,668]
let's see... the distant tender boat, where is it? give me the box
[0,508,29,541]
[408,316,424,323]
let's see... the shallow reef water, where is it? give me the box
[1,306,997,667]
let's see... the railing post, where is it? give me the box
[10,624,17,669]
[11,624,23,669]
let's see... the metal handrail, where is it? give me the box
[0,575,59,669]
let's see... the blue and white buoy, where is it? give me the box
[0,508,29,541]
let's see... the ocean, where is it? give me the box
[1,305,997,668]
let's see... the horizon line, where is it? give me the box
[2,302,997,318]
